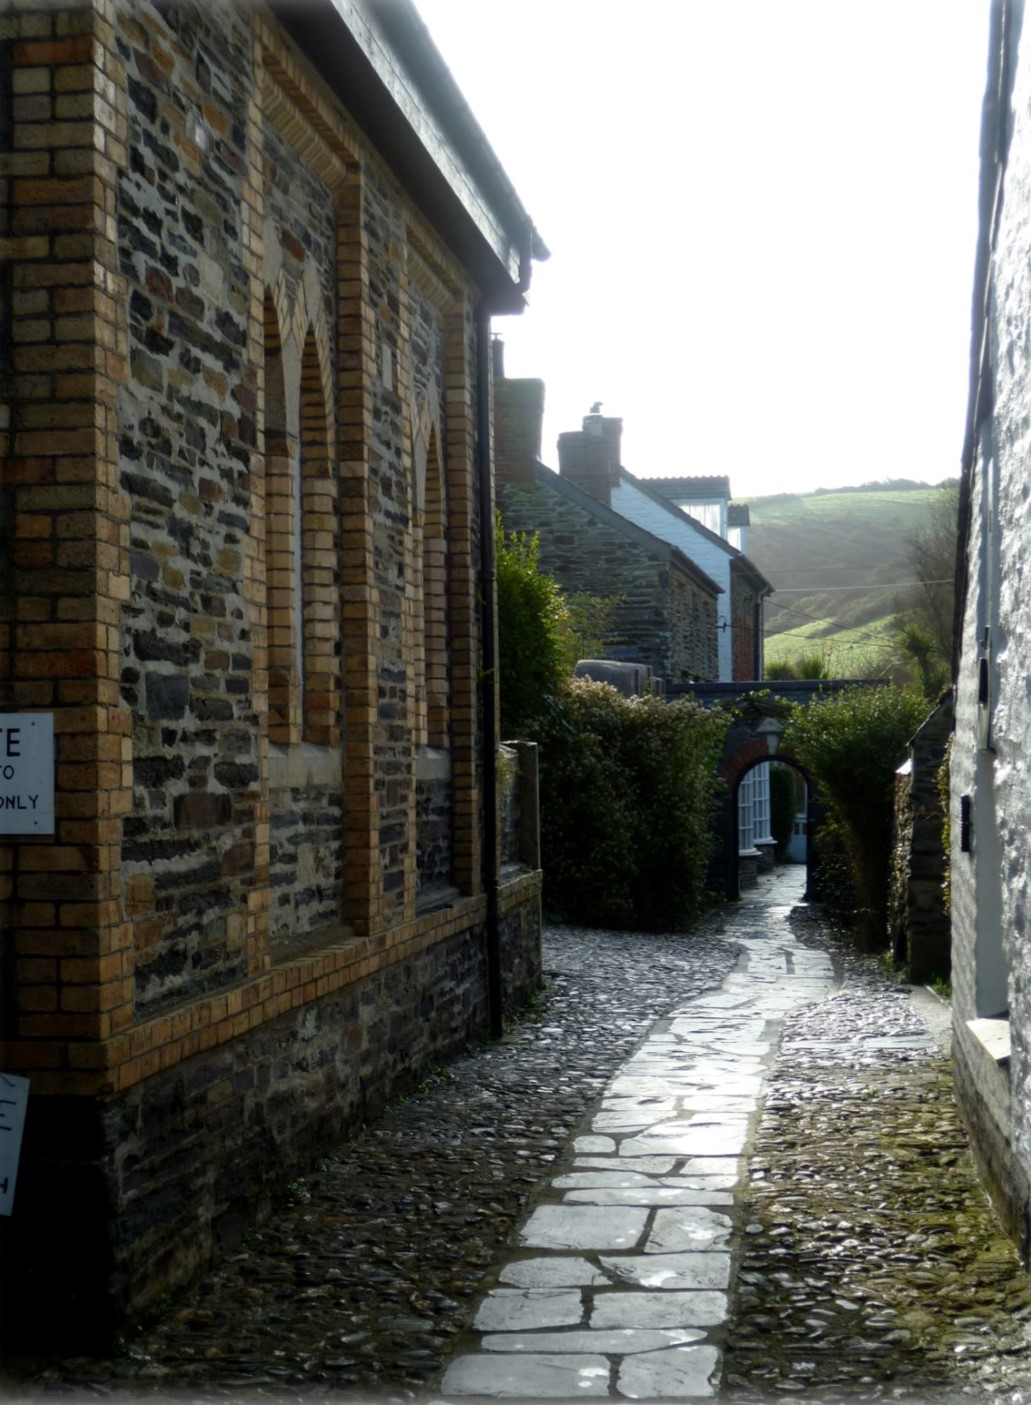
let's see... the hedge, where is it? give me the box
[533,680,728,931]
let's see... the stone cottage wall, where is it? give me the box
[609,480,734,680]
[730,568,761,680]
[498,478,718,681]
[952,420,1027,1253]
[668,568,718,682]
[0,0,541,1342]
[951,1,1031,1260]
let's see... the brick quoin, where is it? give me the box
[721,736,797,789]
[0,0,544,1346]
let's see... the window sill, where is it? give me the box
[416,883,462,916]
[966,1017,1011,1068]
[270,921,358,965]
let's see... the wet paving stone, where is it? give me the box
[1,926,736,1403]
[5,869,1031,1403]
[720,901,1031,1404]
[442,869,831,1397]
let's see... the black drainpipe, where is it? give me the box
[475,300,503,1038]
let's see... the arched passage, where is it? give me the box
[730,750,810,896]
[714,736,826,904]
[666,679,881,907]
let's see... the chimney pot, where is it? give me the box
[558,412,622,509]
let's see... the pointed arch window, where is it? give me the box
[413,405,450,750]
[422,423,449,749]
[299,327,338,744]
[264,290,339,747]
[264,290,300,745]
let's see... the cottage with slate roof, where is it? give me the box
[493,359,777,876]
[494,351,723,684]
[494,359,773,685]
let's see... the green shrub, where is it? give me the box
[496,524,567,736]
[810,808,857,918]
[535,680,728,931]
[557,591,623,674]
[783,684,926,946]
[766,651,831,681]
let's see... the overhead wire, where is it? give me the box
[764,599,893,642]
[762,597,902,650]
[771,579,953,594]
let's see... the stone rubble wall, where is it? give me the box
[729,566,762,681]
[888,695,951,984]
[951,3,1031,1263]
[16,885,541,1340]
[609,479,735,680]
[0,0,542,1343]
[117,0,263,1007]
[497,479,719,681]
[415,765,453,898]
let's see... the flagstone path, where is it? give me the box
[441,867,838,1399]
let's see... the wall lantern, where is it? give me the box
[756,716,784,756]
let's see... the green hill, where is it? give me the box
[742,480,957,678]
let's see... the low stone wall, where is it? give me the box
[499,741,540,872]
[888,695,952,981]
[953,1028,1030,1264]
[0,872,542,1348]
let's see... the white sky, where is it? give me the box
[415,1,990,501]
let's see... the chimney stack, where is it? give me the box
[491,335,505,380]
[492,340,545,486]
[557,407,623,508]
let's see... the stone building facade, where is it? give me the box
[0,0,544,1341]
[632,476,770,684]
[493,377,770,686]
[952,0,1031,1261]
[494,367,721,683]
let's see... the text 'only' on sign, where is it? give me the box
[0,714,54,835]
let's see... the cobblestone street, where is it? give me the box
[722,888,1031,1402]
[3,868,1030,1403]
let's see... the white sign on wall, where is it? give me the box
[0,714,54,835]
[0,1074,30,1216]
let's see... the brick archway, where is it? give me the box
[667,679,880,905]
[721,736,807,790]
[723,740,813,898]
